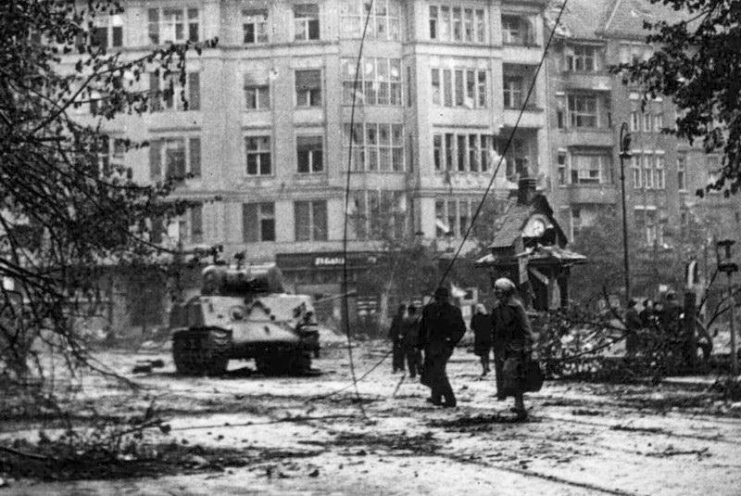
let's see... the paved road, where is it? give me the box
[4,343,741,495]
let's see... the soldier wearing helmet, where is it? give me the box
[491,277,535,421]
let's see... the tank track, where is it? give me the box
[172,328,231,376]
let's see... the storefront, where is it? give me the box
[275,251,381,330]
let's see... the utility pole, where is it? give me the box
[619,123,632,305]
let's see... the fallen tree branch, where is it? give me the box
[0,444,54,461]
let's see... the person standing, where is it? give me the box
[418,287,466,408]
[399,304,422,378]
[388,304,406,373]
[491,278,535,421]
[471,304,493,376]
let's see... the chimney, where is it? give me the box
[517,177,537,206]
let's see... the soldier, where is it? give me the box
[471,304,493,376]
[388,304,406,373]
[418,287,466,408]
[491,277,535,421]
[399,304,422,378]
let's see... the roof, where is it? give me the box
[548,0,687,42]
[489,205,530,250]
[601,0,686,39]
[548,0,612,41]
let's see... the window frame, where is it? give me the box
[294,200,328,241]
[243,9,269,44]
[242,202,276,242]
[297,135,325,174]
[293,4,320,41]
[148,6,200,45]
[295,69,323,108]
[245,136,272,176]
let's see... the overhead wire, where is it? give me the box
[340,0,377,419]
[323,0,571,403]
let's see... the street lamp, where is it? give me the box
[619,123,632,305]
[716,239,739,376]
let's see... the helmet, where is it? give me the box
[494,278,516,293]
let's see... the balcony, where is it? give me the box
[561,184,618,205]
[560,128,615,148]
[503,107,544,128]
[502,46,543,65]
[563,72,613,91]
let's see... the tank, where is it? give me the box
[169,263,319,376]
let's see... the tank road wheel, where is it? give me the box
[173,329,231,376]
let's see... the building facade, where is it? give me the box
[68,0,550,317]
[545,0,741,250]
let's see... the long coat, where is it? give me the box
[471,312,493,357]
[491,298,535,397]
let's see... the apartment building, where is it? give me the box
[68,0,550,325]
[546,0,741,249]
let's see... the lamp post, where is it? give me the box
[716,239,739,376]
[619,123,632,305]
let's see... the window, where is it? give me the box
[149,71,200,112]
[243,203,275,242]
[635,207,659,245]
[431,68,441,104]
[435,198,474,238]
[243,10,269,43]
[631,154,642,189]
[433,67,487,108]
[295,70,322,107]
[630,111,640,132]
[643,112,652,133]
[677,153,687,191]
[341,58,402,106]
[565,45,598,72]
[434,133,491,174]
[568,94,598,128]
[341,0,401,40]
[91,15,124,50]
[295,201,328,241]
[181,204,203,244]
[571,154,608,184]
[557,151,567,185]
[643,153,655,189]
[503,75,523,108]
[500,137,531,179]
[653,112,664,132]
[429,4,485,43]
[571,206,582,236]
[149,137,201,182]
[297,136,324,173]
[148,7,199,44]
[294,4,320,41]
[244,72,270,110]
[245,136,271,176]
[343,123,404,172]
[502,15,533,46]
[654,153,666,189]
[351,190,405,240]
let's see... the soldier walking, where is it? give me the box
[418,287,466,408]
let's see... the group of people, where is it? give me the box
[388,278,535,421]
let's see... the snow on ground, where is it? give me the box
[3,342,741,495]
